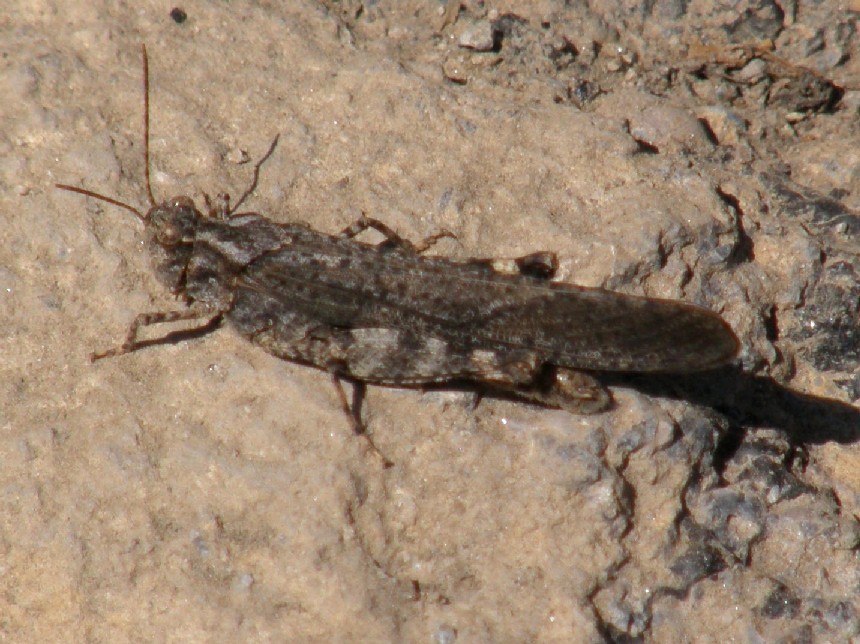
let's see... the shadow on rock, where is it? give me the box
[600,367,860,445]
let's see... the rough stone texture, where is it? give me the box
[2,0,859,641]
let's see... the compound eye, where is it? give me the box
[170,196,196,209]
[157,222,182,245]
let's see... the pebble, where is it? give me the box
[458,21,496,52]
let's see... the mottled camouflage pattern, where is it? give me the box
[121,198,738,414]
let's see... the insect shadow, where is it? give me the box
[601,367,860,446]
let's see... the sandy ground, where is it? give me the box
[3,0,860,641]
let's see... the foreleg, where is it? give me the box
[92,305,221,361]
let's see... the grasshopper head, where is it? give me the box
[144,196,202,294]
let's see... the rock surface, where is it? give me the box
[2,0,859,640]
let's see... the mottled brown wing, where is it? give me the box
[473,284,740,372]
[236,234,739,374]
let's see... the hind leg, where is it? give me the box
[339,215,454,253]
[509,367,611,414]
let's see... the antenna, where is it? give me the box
[55,45,155,222]
[142,44,156,207]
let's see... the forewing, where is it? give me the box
[235,234,738,374]
[475,285,740,372]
